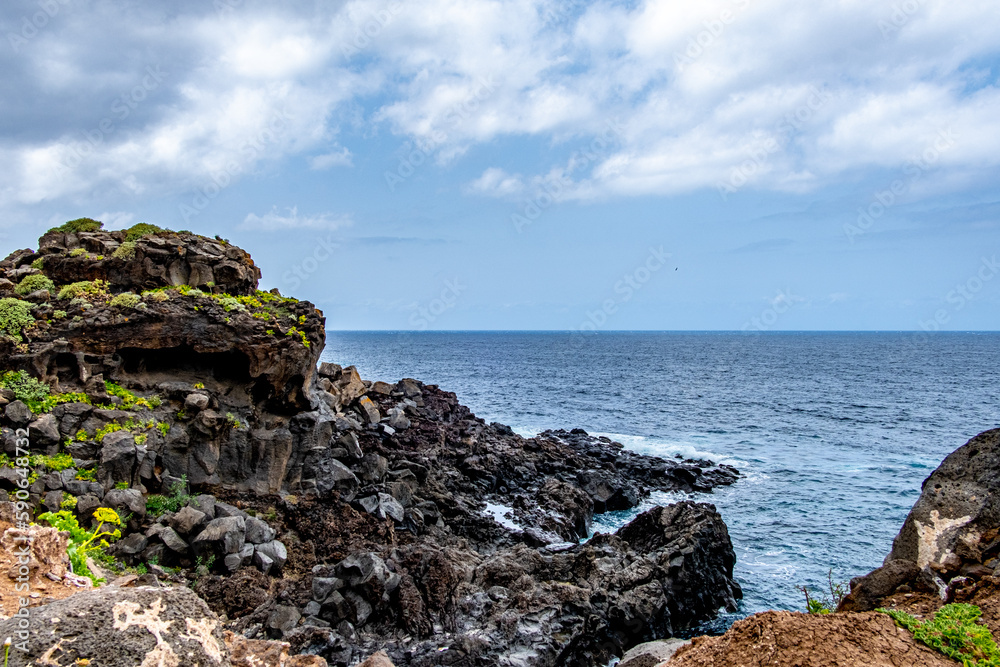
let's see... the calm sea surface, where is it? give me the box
[321,331,1000,626]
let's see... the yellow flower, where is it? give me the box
[92,508,122,526]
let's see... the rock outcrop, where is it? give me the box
[840,428,1000,612]
[0,222,744,666]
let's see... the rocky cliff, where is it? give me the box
[662,428,1000,667]
[0,221,743,666]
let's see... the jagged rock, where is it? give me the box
[193,516,247,558]
[840,428,1000,612]
[0,584,230,666]
[116,532,149,556]
[245,516,277,545]
[255,540,288,574]
[356,396,380,424]
[28,413,61,453]
[619,638,691,667]
[103,488,147,519]
[4,400,31,426]
[267,604,302,635]
[42,490,63,512]
[338,431,363,459]
[160,526,190,554]
[386,407,410,431]
[170,505,209,535]
[357,651,396,667]
[214,501,247,519]
[98,430,142,487]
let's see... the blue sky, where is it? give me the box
[1,0,998,330]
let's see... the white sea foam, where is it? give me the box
[484,502,521,531]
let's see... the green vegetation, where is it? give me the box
[50,218,103,234]
[109,292,140,309]
[143,289,170,302]
[156,421,170,437]
[57,279,108,300]
[193,382,204,389]
[69,248,87,257]
[30,257,44,270]
[879,604,1000,667]
[0,298,35,342]
[15,274,55,296]
[798,569,848,615]
[124,222,165,242]
[285,326,310,348]
[225,412,242,429]
[52,310,67,320]
[145,475,191,517]
[95,416,155,442]
[60,494,77,510]
[74,468,96,482]
[104,381,160,409]
[112,241,136,260]
[39,452,75,472]
[37,508,122,584]
[114,481,129,490]
[0,370,49,406]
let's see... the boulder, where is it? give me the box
[356,396,380,424]
[4,400,31,426]
[245,516,277,544]
[170,505,209,535]
[386,407,410,431]
[358,651,396,667]
[98,430,142,487]
[103,488,147,519]
[0,584,230,666]
[28,413,61,453]
[193,516,247,557]
[619,638,690,667]
[255,540,288,574]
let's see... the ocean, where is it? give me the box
[321,331,1000,627]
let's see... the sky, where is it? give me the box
[1,0,998,331]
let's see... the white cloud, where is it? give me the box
[2,0,1000,217]
[309,147,354,170]
[466,168,525,197]
[242,206,353,231]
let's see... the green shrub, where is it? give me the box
[30,257,44,270]
[69,248,87,257]
[52,310,67,319]
[51,218,103,234]
[879,604,1000,667]
[0,370,50,407]
[60,494,77,510]
[143,290,170,303]
[111,241,136,260]
[15,274,55,296]
[145,475,191,517]
[215,295,246,312]
[75,468,96,482]
[40,453,75,472]
[0,298,34,342]
[37,508,121,584]
[109,292,140,309]
[58,280,108,300]
[124,222,164,242]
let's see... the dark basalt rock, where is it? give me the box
[0,228,745,666]
[840,428,1000,612]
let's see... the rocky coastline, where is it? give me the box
[0,222,742,666]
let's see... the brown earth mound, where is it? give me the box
[668,611,955,667]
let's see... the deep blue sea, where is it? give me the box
[320,331,1000,627]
